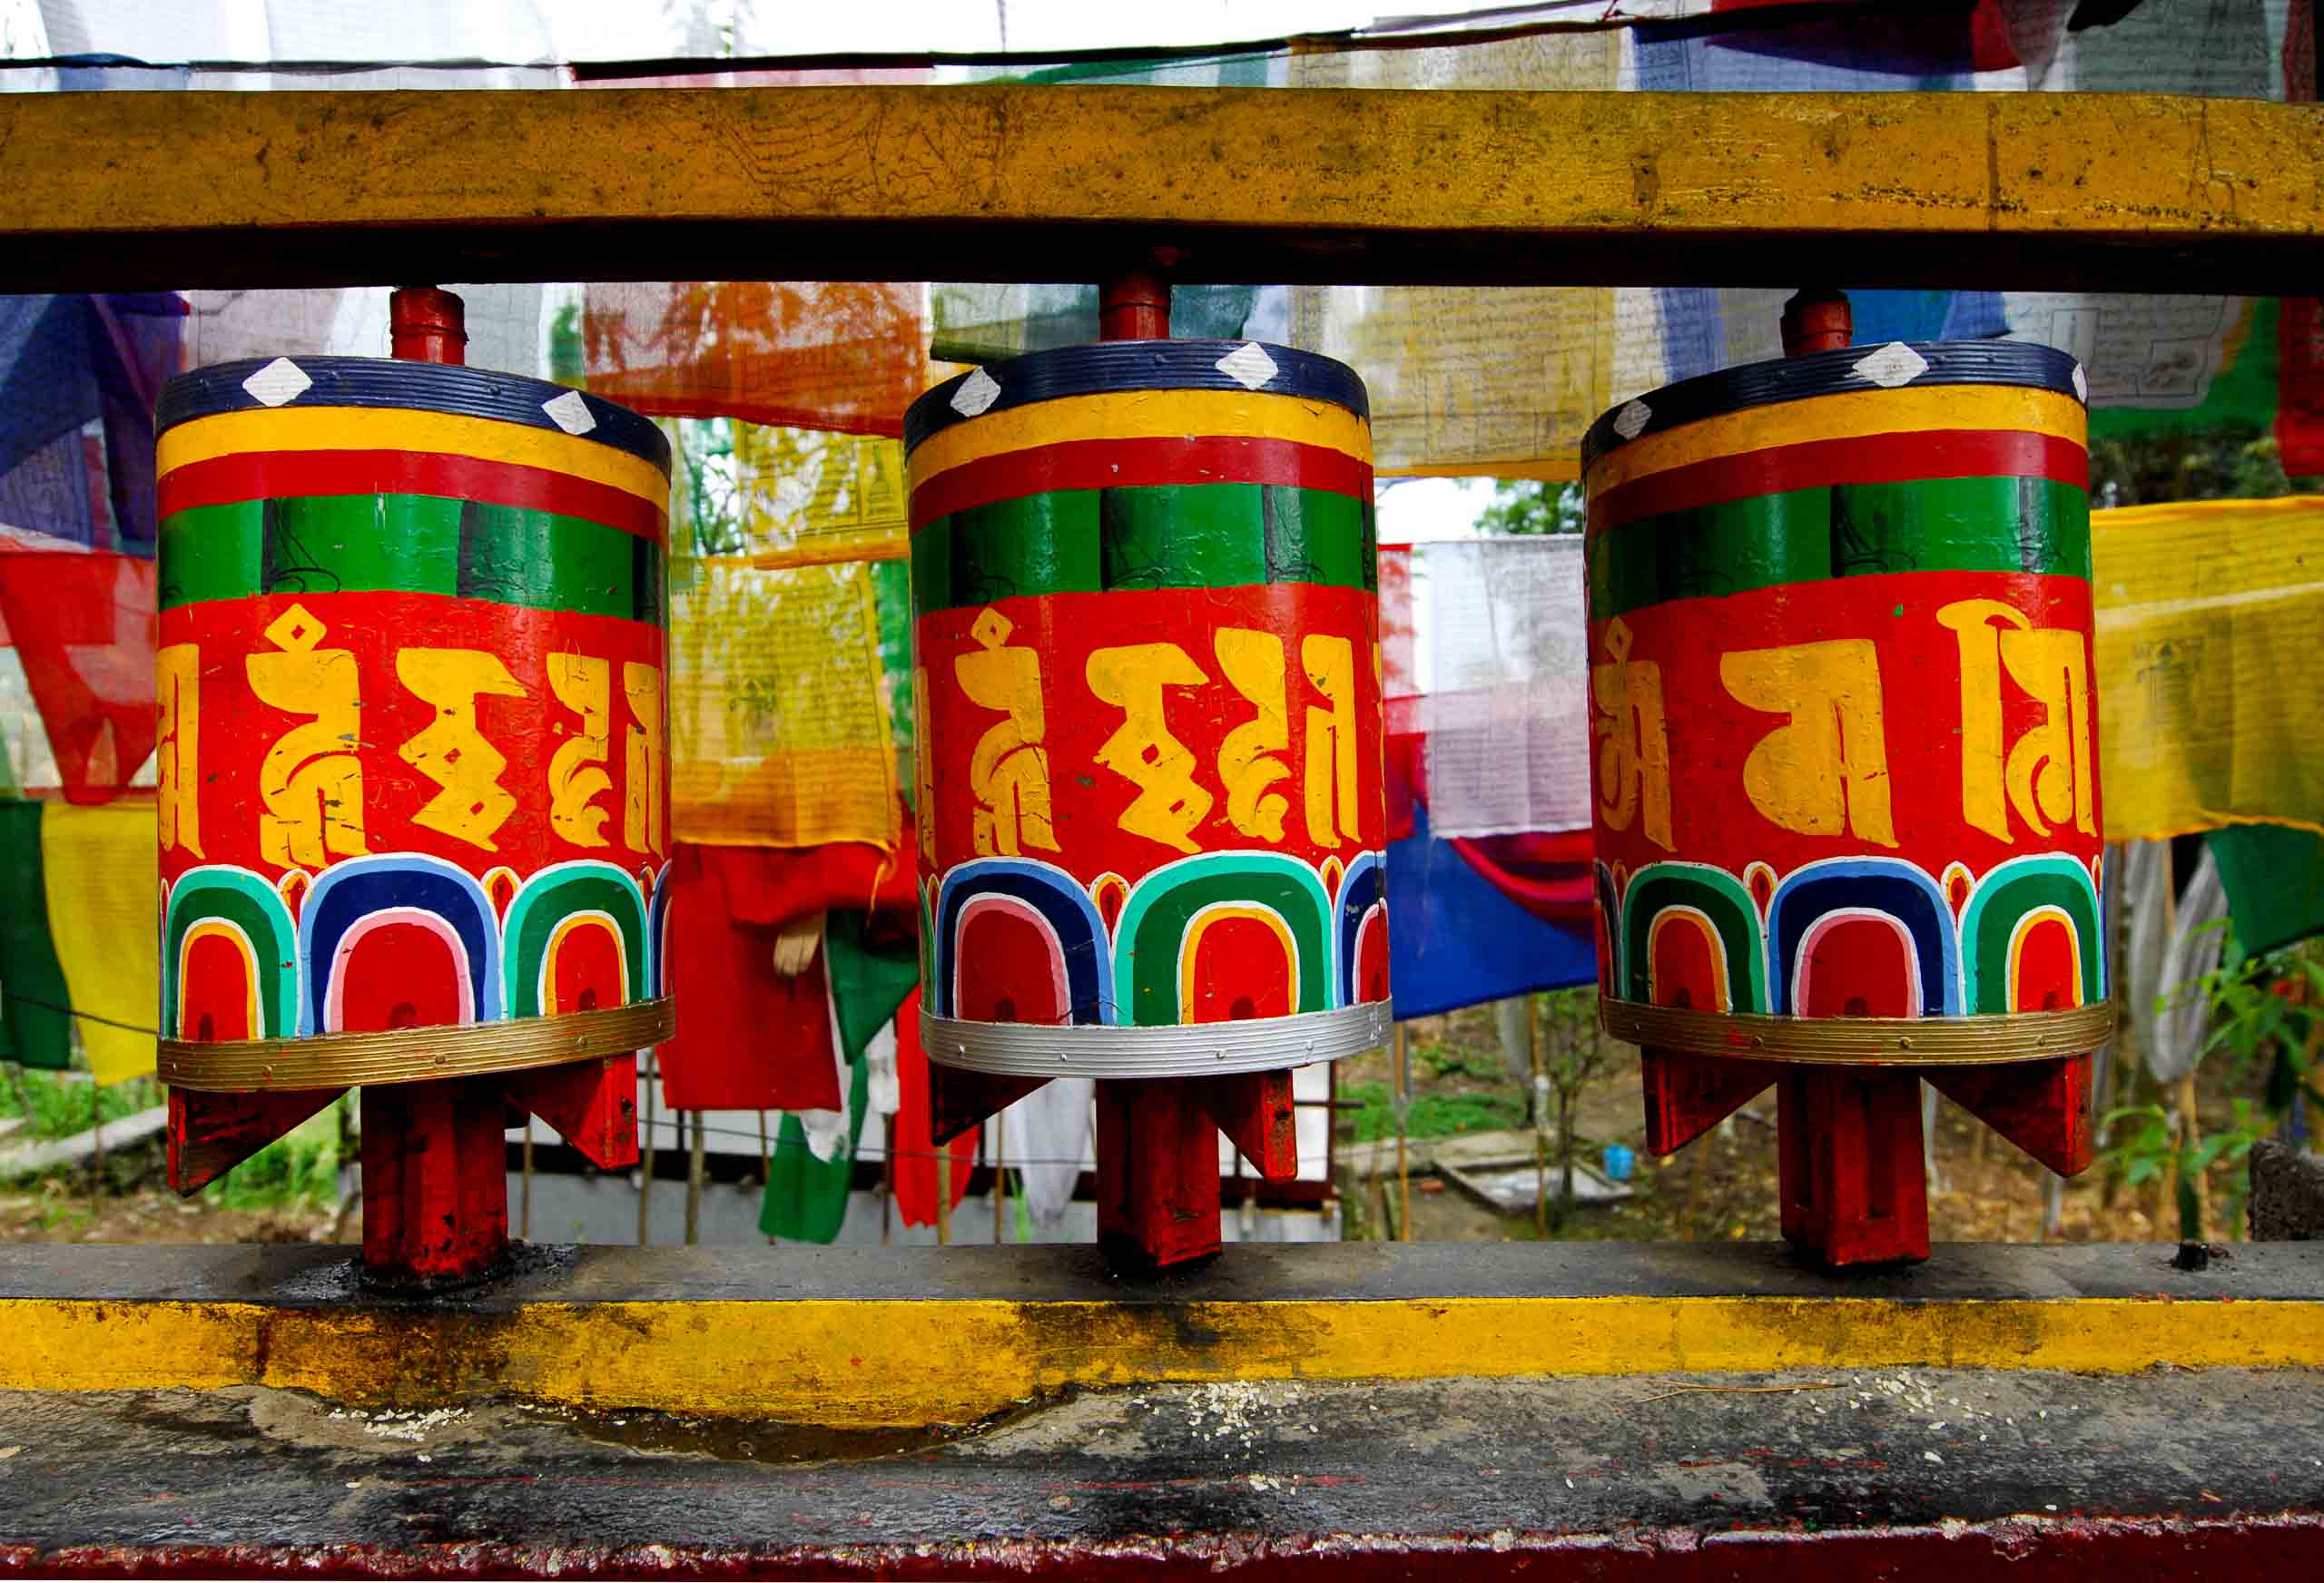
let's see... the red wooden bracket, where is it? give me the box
[359,1077,510,1289]
[1928,1054,2092,1176]
[928,1064,1051,1146]
[1640,1047,1780,1155]
[1776,1067,1931,1267]
[167,1086,345,1195]
[1095,1077,1222,1270]
[500,1055,640,1172]
[1196,1069,1299,1181]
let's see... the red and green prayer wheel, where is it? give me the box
[904,339,1392,1078]
[1581,340,2112,1064]
[152,355,676,1097]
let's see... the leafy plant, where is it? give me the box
[2103,932,2324,1239]
[1340,1082,1527,1144]
[1475,479,1584,536]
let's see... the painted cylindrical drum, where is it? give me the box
[1580,341,2111,1064]
[153,356,675,1090]
[904,340,1392,1077]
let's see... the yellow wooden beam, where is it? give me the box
[0,86,2313,292]
[9,1291,2322,1428]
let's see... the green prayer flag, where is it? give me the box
[824,910,920,1067]
[759,1056,868,1244]
[2208,821,2324,956]
[0,801,73,1070]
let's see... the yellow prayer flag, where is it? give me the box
[2093,495,2324,842]
[40,801,157,1085]
[668,558,898,849]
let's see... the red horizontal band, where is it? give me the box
[158,449,667,544]
[910,435,1374,531]
[1590,429,2088,536]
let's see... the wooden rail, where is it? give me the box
[0,85,2315,291]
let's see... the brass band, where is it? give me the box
[1598,998,2115,1066]
[159,998,676,1093]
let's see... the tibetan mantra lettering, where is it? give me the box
[152,359,675,1087]
[903,341,1392,1078]
[1580,342,2111,1056]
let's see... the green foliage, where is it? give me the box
[2088,426,2322,507]
[1414,1038,1506,1083]
[2102,933,2324,1239]
[1340,1081,1528,1144]
[0,1070,158,1141]
[1475,479,1584,536]
[197,1104,343,1213]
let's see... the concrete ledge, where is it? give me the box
[3,1242,2319,1428]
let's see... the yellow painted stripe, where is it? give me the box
[1586,385,2087,496]
[157,407,668,506]
[906,388,1372,490]
[4,1293,2317,1429]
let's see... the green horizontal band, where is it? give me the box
[160,494,665,625]
[1589,477,2090,621]
[911,482,1375,615]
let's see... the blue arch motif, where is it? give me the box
[1766,857,1958,1018]
[1112,851,1335,1027]
[645,861,675,1000]
[297,853,503,1037]
[1334,850,1388,1009]
[933,857,1114,1025]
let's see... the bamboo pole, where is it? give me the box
[991,1121,1006,1245]
[520,1128,533,1240]
[936,1144,952,1245]
[684,1107,705,1246]
[1531,995,1550,1237]
[637,1049,656,1247]
[1393,1022,1411,1242]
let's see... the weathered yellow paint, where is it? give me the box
[7,1293,2319,1428]
[159,408,668,504]
[1589,385,2085,494]
[0,88,2313,292]
[905,389,1371,486]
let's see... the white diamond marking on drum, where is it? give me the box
[241,358,312,408]
[541,389,597,436]
[1216,342,1279,391]
[2073,363,2089,403]
[950,368,1002,418]
[1611,400,1652,440]
[1853,342,1930,388]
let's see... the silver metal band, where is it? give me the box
[922,1001,1393,1079]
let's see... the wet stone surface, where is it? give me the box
[0,1366,2319,1568]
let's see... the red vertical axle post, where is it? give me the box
[358,285,514,1290]
[1773,287,1931,1266]
[1086,267,1266,1271]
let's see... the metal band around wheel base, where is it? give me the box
[923,1001,1393,1080]
[158,998,675,1093]
[1599,998,2115,1066]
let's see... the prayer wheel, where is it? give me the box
[1581,338,2111,1263]
[904,339,1392,1079]
[153,352,676,1098]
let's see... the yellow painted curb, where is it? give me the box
[9,1293,2319,1429]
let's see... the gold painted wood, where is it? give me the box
[2,1290,2319,1428]
[159,998,675,1092]
[0,86,2314,292]
[1599,1000,2116,1066]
